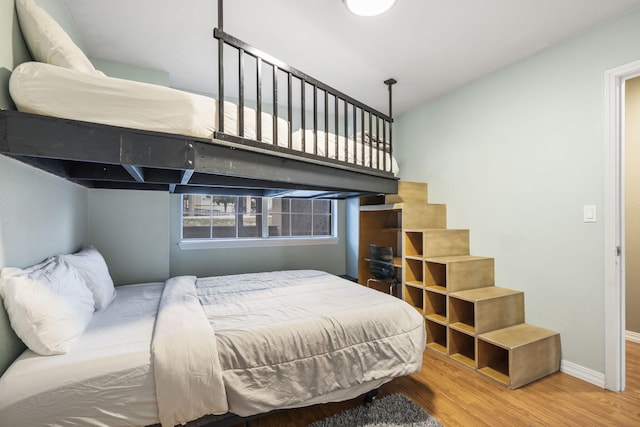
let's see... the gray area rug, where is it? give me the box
[308,393,444,427]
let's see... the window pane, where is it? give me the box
[291,213,312,236]
[270,198,289,213]
[313,214,331,236]
[182,195,212,238]
[239,213,262,237]
[291,199,312,213]
[213,213,236,238]
[313,199,330,214]
[269,213,290,236]
[213,196,236,214]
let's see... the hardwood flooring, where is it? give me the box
[245,341,640,427]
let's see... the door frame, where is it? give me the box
[604,59,640,391]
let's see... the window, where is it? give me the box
[180,195,336,248]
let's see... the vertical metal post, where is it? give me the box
[382,120,387,172]
[238,48,244,137]
[287,73,293,149]
[334,95,339,161]
[256,57,262,141]
[301,80,306,152]
[384,78,397,164]
[273,65,278,146]
[217,0,224,133]
[324,90,329,158]
[313,84,318,155]
[344,100,349,163]
[352,103,356,165]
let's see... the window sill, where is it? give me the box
[178,236,339,250]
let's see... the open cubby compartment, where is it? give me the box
[424,289,446,323]
[403,284,424,313]
[448,295,475,334]
[404,257,423,285]
[477,324,561,389]
[404,231,424,257]
[477,339,510,386]
[448,328,476,369]
[424,260,447,291]
[382,209,402,230]
[425,319,447,354]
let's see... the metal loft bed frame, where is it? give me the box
[0,0,398,199]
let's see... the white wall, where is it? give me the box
[395,9,640,374]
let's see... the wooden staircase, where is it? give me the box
[359,181,560,389]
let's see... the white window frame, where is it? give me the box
[178,196,338,250]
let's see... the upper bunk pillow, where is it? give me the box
[0,257,95,355]
[15,0,98,74]
[59,246,116,310]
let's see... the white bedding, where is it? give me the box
[0,282,163,427]
[0,270,424,426]
[9,61,399,175]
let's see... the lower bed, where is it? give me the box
[0,270,425,427]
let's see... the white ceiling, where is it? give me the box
[63,0,640,116]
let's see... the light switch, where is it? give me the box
[584,205,597,223]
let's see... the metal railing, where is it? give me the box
[214,0,396,174]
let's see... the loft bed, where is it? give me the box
[0,0,399,199]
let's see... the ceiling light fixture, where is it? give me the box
[342,0,396,17]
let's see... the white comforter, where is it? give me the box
[0,270,425,427]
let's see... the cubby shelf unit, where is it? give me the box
[359,182,561,389]
[400,224,560,389]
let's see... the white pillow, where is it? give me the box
[0,257,95,355]
[59,246,116,310]
[15,0,98,74]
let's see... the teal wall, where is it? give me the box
[0,0,90,377]
[395,8,640,374]
[85,190,347,285]
[0,0,30,109]
[0,156,88,375]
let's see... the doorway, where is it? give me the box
[625,77,640,350]
[604,60,640,392]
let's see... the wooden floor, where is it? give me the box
[244,341,640,427]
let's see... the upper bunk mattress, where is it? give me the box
[9,62,399,175]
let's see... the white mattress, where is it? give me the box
[0,282,164,427]
[9,61,398,175]
[0,271,424,426]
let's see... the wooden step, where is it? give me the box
[423,255,495,292]
[404,229,470,258]
[404,204,446,229]
[385,181,429,204]
[448,287,525,335]
[477,323,561,389]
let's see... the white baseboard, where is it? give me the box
[560,359,605,388]
[626,330,640,344]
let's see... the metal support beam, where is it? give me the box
[122,164,145,183]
